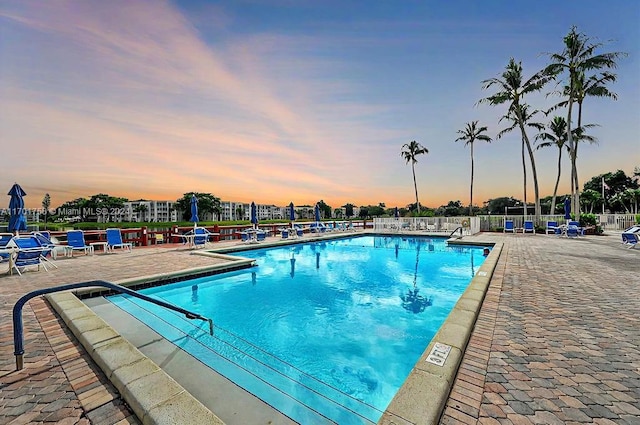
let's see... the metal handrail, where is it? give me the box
[12,279,213,370]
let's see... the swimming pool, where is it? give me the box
[108,235,485,424]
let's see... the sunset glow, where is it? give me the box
[1,1,638,210]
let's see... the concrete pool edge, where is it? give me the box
[45,291,225,425]
[378,240,503,425]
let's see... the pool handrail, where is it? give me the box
[12,279,214,370]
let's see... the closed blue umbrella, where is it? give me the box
[394,207,399,218]
[8,183,27,234]
[289,202,295,222]
[190,194,199,226]
[564,197,571,220]
[314,204,321,222]
[250,202,258,228]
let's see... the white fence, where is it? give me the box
[478,213,637,232]
[373,217,480,236]
[374,213,636,235]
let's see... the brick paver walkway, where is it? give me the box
[0,246,228,425]
[1,234,639,424]
[441,233,640,425]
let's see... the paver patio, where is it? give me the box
[1,232,638,424]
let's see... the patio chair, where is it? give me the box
[66,230,94,257]
[281,229,289,239]
[622,232,639,249]
[294,224,304,237]
[256,231,267,242]
[106,228,133,253]
[0,233,14,248]
[503,220,515,233]
[567,222,580,238]
[193,227,211,248]
[523,220,535,234]
[545,221,558,235]
[7,235,52,275]
[30,231,62,264]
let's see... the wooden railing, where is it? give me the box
[44,220,373,246]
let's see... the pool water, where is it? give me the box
[109,235,485,424]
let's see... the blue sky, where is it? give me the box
[1,0,638,210]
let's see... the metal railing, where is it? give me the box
[12,280,213,370]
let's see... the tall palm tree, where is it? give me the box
[544,26,626,219]
[535,116,568,215]
[479,58,553,219]
[455,121,492,216]
[496,104,544,218]
[400,141,429,214]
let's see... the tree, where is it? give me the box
[455,121,492,216]
[484,197,522,215]
[174,192,221,221]
[42,193,51,230]
[497,103,544,218]
[316,200,332,219]
[544,26,626,219]
[435,200,465,217]
[479,58,552,219]
[536,116,568,215]
[85,194,128,221]
[583,170,638,213]
[343,203,355,218]
[400,140,429,214]
[235,205,244,221]
[580,189,601,213]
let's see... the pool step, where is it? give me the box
[110,295,381,425]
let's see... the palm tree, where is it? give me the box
[479,58,553,219]
[544,26,626,219]
[400,141,429,214]
[536,116,568,215]
[496,103,544,218]
[455,121,492,216]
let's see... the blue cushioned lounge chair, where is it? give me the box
[504,220,515,233]
[546,221,558,235]
[106,228,133,252]
[66,230,93,257]
[523,220,535,234]
[8,236,54,275]
[622,232,639,249]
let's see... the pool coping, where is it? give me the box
[378,240,503,424]
[45,234,501,425]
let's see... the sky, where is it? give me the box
[1,0,639,210]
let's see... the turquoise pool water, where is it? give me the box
[109,235,485,424]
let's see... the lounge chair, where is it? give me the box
[256,231,266,242]
[281,229,289,239]
[545,221,558,235]
[1,233,14,248]
[622,232,639,249]
[566,225,580,238]
[106,228,133,252]
[30,231,62,263]
[523,220,535,234]
[7,236,52,275]
[567,221,585,236]
[193,227,210,248]
[66,230,94,257]
[294,224,304,237]
[503,220,515,233]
